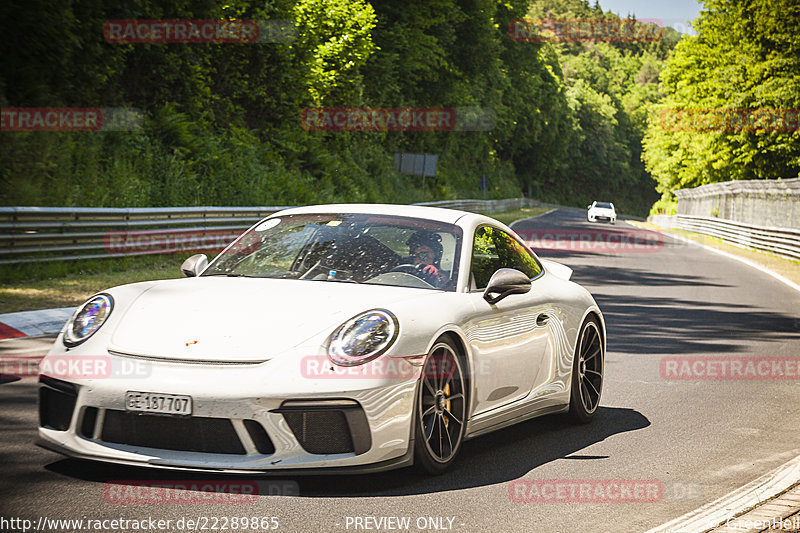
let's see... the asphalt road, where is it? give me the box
[1,209,799,533]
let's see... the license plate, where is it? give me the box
[125,391,192,415]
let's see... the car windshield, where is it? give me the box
[202,213,463,291]
[595,202,613,209]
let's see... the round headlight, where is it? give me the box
[327,309,399,366]
[63,294,114,347]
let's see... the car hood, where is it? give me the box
[108,277,433,362]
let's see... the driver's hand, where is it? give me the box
[420,265,439,277]
[417,264,444,286]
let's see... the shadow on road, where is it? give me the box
[592,292,800,355]
[559,263,730,288]
[42,406,649,497]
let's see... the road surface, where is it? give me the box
[1,210,798,532]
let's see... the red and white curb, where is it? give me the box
[0,307,76,340]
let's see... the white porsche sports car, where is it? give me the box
[37,204,606,474]
[587,201,617,224]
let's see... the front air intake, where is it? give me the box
[273,400,371,455]
[38,376,78,431]
[100,410,246,455]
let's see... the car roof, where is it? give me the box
[273,203,470,224]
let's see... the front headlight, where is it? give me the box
[327,309,399,366]
[63,294,114,347]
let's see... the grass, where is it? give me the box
[480,206,551,226]
[0,258,183,314]
[0,206,553,314]
[632,221,800,287]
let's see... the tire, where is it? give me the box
[568,317,604,424]
[414,337,467,474]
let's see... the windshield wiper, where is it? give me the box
[203,273,254,278]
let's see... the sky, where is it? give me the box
[596,0,703,34]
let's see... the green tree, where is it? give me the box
[643,0,800,212]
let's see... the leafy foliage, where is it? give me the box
[642,0,800,212]
[1,0,682,215]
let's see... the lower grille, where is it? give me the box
[283,410,354,455]
[100,410,246,455]
[277,400,372,455]
[39,377,78,431]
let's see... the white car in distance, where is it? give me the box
[587,201,616,224]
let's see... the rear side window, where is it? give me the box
[470,226,542,289]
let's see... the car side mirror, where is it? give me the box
[181,254,208,277]
[587,204,592,209]
[483,268,531,305]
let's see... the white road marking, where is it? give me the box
[639,225,800,294]
[646,449,800,532]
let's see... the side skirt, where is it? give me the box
[463,396,569,440]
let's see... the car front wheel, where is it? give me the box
[414,337,467,474]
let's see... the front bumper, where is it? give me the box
[36,352,419,473]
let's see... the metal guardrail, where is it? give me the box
[0,206,294,265]
[648,214,800,261]
[0,198,553,265]
[415,197,537,213]
[420,198,647,220]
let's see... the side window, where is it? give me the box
[470,226,542,290]
[470,227,500,290]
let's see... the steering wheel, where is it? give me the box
[389,264,419,275]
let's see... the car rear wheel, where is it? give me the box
[568,317,604,424]
[414,337,467,474]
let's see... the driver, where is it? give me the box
[407,231,447,287]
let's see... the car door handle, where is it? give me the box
[536,314,550,327]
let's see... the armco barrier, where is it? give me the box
[0,199,643,265]
[1,198,573,265]
[648,214,800,261]
[675,178,800,230]
[0,206,293,265]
